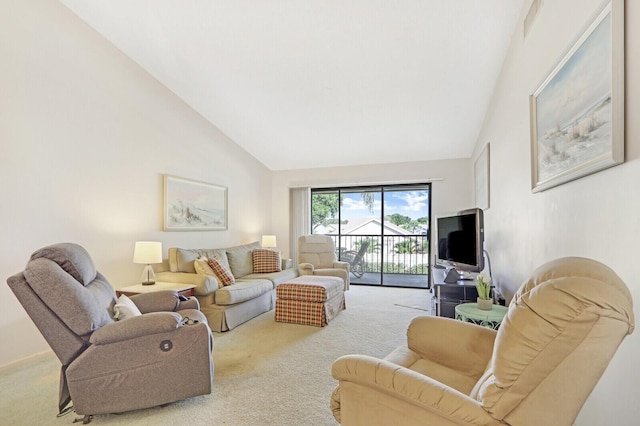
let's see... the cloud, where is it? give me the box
[392,191,429,212]
[342,196,381,211]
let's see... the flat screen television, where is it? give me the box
[436,208,484,274]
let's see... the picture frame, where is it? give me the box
[163,175,227,231]
[475,143,490,210]
[529,0,624,193]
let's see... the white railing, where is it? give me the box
[329,234,429,274]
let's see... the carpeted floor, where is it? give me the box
[0,285,433,425]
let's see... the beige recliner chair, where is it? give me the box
[298,235,350,290]
[7,243,214,423]
[331,257,634,425]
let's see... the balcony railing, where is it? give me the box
[329,234,430,275]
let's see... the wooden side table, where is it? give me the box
[116,281,196,298]
[455,303,508,330]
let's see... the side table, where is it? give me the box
[455,303,508,330]
[116,281,196,298]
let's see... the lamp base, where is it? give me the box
[140,265,157,286]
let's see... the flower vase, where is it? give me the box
[477,298,493,311]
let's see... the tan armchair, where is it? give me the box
[331,257,634,425]
[297,235,350,290]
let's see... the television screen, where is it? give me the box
[436,208,484,272]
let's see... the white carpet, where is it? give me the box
[0,286,433,425]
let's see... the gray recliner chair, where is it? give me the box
[7,243,214,423]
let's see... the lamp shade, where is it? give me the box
[261,235,277,248]
[133,241,163,264]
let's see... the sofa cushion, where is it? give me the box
[207,257,235,286]
[252,249,282,273]
[214,279,273,305]
[243,268,299,287]
[226,241,261,278]
[169,247,228,273]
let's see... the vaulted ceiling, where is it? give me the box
[59,0,524,170]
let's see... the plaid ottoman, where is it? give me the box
[275,275,345,327]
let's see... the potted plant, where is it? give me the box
[475,273,493,311]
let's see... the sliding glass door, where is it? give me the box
[311,183,431,288]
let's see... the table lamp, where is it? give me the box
[261,235,277,249]
[133,241,163,285]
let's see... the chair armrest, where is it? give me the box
[129,290,180,313]
[298,263,315,275]
[333,261,349,270]
[90,312,181,345]
[178,296,200,311]
[407,316,496,376]
[314,268,348,280]
[332,354,496,423]
[341,250,357,259]
[312,268,350,290]
[154,271,218,295]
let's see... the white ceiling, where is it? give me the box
[59,0,524,171]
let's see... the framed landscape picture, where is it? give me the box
[529,0,624,193]
[163,175,227,231]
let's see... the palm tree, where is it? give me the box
[355,238,379,253]
[395,239,418,254]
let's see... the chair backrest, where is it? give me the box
[297,235,338,269]
[7,243,117,366]
[473,257,634,425]
[351,241,369,264]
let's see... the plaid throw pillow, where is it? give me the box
[252,249,282,273]
[207,256,235,286]
[194,257,223,289]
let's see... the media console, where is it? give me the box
[433,281,480,318]
[432,267,502,317]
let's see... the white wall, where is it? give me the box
[4,0,636,421]
[0,0,272,366]
[473,0,640,424]
[271,159,473,259]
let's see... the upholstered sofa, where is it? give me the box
[155,241,298,332]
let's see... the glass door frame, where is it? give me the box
[311,182,431,288]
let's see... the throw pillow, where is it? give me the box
[114,294,142,320]
[194,257,215,275]
[252,249,282,273]
[207,256,235,286]
[194,257,223,289]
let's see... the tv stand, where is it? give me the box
[443,267,474,283]
[433,267,482,318]
[433,281,480,318]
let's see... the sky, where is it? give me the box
[340,190,429,221]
